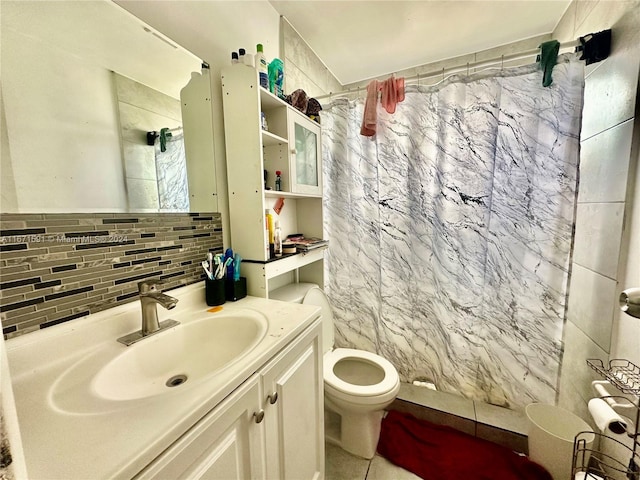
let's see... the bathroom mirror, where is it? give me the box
[0,0,217,213]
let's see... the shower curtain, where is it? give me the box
[155,133,190,211]
[321,54,584,408]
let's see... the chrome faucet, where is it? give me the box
[117,280,180,346]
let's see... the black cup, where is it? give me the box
[205,278,226,306]
[226,277,247,302]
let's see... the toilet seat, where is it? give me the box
[324,348,399,397]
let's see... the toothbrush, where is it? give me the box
[201,260,213,280]
[233,254,241,281]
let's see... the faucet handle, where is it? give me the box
[138,280,164,294]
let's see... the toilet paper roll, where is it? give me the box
[619,287,640,318]
[588,398,627,434]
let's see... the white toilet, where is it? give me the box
[270,283,400,459]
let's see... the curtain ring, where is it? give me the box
[501,55,504,71]
[417,73,420,86]
[466,62,470,76]
[442,67,445,82]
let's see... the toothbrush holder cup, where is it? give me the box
[205,278,226,306]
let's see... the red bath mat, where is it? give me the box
[377,410,552,480]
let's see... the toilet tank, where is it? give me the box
[270,283,334,353]
[270,283,319,304]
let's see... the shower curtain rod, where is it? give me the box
[317,39,581,101]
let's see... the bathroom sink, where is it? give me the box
[93,311,268,401]
[49,310,268,411]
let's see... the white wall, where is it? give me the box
[2,28,127,212]
[280,18,342,98]
[554,1,640,424]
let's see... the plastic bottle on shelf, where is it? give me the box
[238,48,246,65]
[264,212,271,259]
[231,52,239,65]
[273,221,282,257]
[244,52,254,67]
[265,209,274,245]
[256,44,269,90]
[275,170,282,191]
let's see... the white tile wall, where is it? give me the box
[578,119,634,203]
[566,263,617,350]
[572,202,625,278]
[581,51,639,139]
[560,321,608,404]
[554,1,640,449]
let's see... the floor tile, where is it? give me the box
[325,442,371,480]
[366,455,421,480]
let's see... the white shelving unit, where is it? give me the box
[221,65,325,297]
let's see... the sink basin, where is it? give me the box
[49,310,268,411]
[93,311,268,401]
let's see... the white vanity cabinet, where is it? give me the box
[221,66,325,298]
[261,318,324,479]
[134,375,264,480]
[134,319,323,480]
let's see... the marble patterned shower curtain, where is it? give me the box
[155,133,190,211]
[321,54,584,409]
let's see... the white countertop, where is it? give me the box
[5,282,320,480]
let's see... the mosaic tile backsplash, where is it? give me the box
[0,212,223,338]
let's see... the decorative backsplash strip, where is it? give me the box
[0,212,223,339]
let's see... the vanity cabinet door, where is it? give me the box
[134,375,265,480]
[288,110,322,196]
[261,321,324,480]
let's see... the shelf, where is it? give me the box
[260,87,289,109]
[244,247,326,280]
[262,130,287,146]
[264,190,322,199]
[587,359,640,394]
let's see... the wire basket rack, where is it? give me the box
[572,359,640,480]
[587,359,640,395]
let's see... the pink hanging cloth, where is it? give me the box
[360,76,405,137]
[380,75,405,114]
[360,80,379,137]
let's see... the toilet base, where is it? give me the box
[324,404,385,459]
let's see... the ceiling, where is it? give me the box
[268,1,571,85]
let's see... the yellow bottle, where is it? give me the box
[265,209,274,245]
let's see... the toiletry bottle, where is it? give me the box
[264,213,271,259]
[256,44,269,90]
[274,221,282,257]
[244,52,254,68]
[238,48,246,65]
[231,52,239,65]
[275,170,282,191]
[265,208,274,246]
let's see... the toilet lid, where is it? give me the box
[324,348,399,397]
[302,287,334,354]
